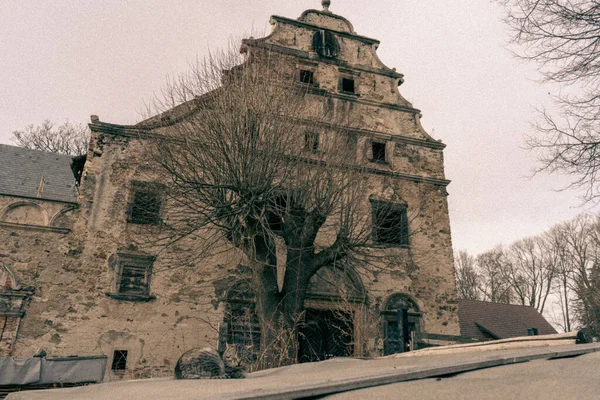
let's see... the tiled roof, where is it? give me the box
[458,299,557,341]
[0,144,78,203]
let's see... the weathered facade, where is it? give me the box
[0,2,459,380]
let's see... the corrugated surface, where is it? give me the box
[458,299,557,340]
[0,144,77,203]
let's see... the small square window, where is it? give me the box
[527,328,539,336]
[299,70,315,85]
[111,350,128,371]
[341,78,355,93]
[119,265,149,296]
[372,142,386,163]
[127,184,162,225]
[304,132,319,153]
[109,252,155,301]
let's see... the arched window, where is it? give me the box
[225,281,260,351]
[312,30,340,58]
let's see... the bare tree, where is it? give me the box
[497,0,600,201]
[503,236,557,313]
[11,120,89,156]
[476,246,513,303]
[454,250,481,300]
[140,44,420,366]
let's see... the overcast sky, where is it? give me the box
[1,0,596,255]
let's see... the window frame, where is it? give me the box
[370,141,387,164]
[111,350,128,371]
[304,131,320,153]
[108,252,156,302]
[126,182,163,226]
[371,200,410,247]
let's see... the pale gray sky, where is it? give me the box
[0,0,595,255]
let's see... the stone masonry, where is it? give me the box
[0,2,459,380]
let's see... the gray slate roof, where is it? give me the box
[0,144,78,203]
[458,299,557,341]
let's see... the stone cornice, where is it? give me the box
[245,39,403,80]
[0,193,78,206]
[297,119,446,150]
[0,221,72,234]
[271,15,380,45]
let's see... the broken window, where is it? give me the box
[304,131,319,153]
[110,252,155,301]
[341,78,355,94]
[371,200,409,246]
[127,183,162,225]
[299,70,315,86]
[111,350,128,371]
[371,141,387,163]
[312,30,339,58]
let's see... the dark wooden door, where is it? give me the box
[298,309,354,363]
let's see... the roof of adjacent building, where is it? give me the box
[0,144,78,203]
[458,299,557,340]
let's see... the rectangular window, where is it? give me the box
[299,70,315,85]
[109,252,155,301]
[111,350,128,371]
[371,141,387,163]
[119,265,149,296]
[341,78,355,93]
[527,328,539,336]
[127,185,162,225]
[304,131,319,153]
[372,201,409,246]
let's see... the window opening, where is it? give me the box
[312,30,339,58]
[371,142,386,162]
[372,201,409,246]
[341,78,355,94]
[299,70,315,85]
[128,187,162,225]
[119,265,148,296]
[304,132,319,153]
[527,328,539,336]
[111,350,128,371]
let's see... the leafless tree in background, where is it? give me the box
[11,120,89,156]
[497,0,600,202]
[463,212,600,335]
[476,247,513,304]
[139,43,421,366]
[454,250,481,300]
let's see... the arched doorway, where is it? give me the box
[299,265,365,363]
[381,293,422,355]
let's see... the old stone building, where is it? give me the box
[0,2,458,380]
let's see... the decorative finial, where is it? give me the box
[322,0,331,12]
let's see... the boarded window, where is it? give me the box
[127,185,162,225]
[312,30,339,58]
[371,141,386,162]
[371,201,409,246]
[111,350,128,371]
